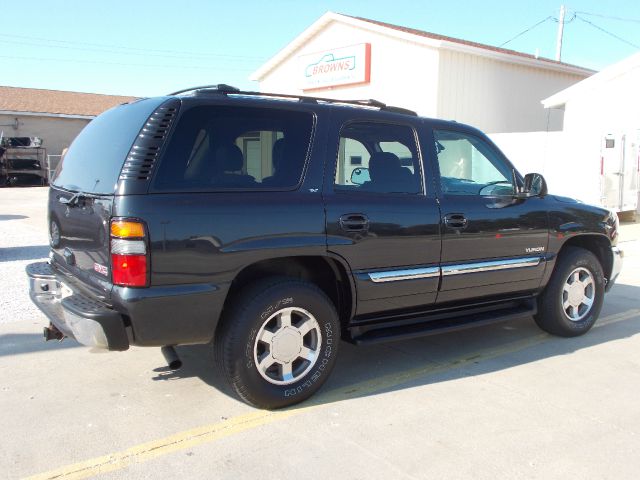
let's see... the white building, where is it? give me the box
[542,51,640,133]
[492,52,640,213]
[251,12,593,133]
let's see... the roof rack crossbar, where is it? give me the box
[168,86,417,116]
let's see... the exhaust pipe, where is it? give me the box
[43,324,65,342]
[161,345,182,370]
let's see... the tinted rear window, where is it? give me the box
[52,97,165,194]
[152,105,314,191]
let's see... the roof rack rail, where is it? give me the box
[167,84,240,96]
[168,86,418,116]
[241,91,418,116]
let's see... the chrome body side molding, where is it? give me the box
[368,267,440,283]
[366,257,543,283]
[441,257,541,276]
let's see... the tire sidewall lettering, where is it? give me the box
[259,297,294,321]
[280,319,336,398]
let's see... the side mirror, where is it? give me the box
[521,172,548,197]
[350,167,370,185]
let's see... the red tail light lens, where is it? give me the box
[110,219,148,287]
[111,254,147,287]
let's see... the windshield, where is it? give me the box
[52,97,166,194]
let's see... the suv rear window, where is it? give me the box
[152,106,314,191]
[52,98,164,194]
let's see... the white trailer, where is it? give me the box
[600,131,639,214]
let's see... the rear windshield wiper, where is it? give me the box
[58,192,104,207]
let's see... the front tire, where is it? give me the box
[534,247,605,337]
[215,278,340,409]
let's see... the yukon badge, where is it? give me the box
[526,246,545,253]
[94,263,108,276]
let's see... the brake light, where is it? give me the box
[110,219,148,287]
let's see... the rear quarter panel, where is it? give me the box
[115,191,328,288]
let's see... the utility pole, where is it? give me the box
[555,4,566,61]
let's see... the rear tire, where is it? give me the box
[534,247,605,337]
[215,277,339,409]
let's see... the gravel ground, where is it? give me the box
[0,188,49,324]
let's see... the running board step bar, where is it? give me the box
[348,302,536,345]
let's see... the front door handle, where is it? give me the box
[444,213,468,230]
[339,213,370,232]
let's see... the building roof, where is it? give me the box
[352,16,589,70]
[251,12,595,81]
[542,50,640,108]
[0,86,138,118]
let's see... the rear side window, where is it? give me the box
[52,98,164,194]
[153,106,314,191]
[334,122,422,194]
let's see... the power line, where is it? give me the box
[499,16,553,47]
[575,11,640,24]
[0,32,266,61]
[0,54,255,72]
[575,15,640,50]
[0,37,260,64]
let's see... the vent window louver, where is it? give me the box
[119,100,179,182]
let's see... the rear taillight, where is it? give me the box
[110,219,148,287]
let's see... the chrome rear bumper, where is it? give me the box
[27,262,129,350]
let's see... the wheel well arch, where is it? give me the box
[219,255,354,334]
[559,234,613,280]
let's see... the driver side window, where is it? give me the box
[434,130,514,196]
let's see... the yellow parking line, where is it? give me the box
[24,409,308,480]
[24,308,640,480]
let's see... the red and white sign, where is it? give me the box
[298,43,371,91]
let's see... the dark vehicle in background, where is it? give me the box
[0,137,48,186]
[27,85,622,409]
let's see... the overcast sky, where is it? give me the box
[1,0,639,97]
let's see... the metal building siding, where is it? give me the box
[436,49,587,133]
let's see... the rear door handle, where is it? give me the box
[339,213,370,232]
[444,213,468,230]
